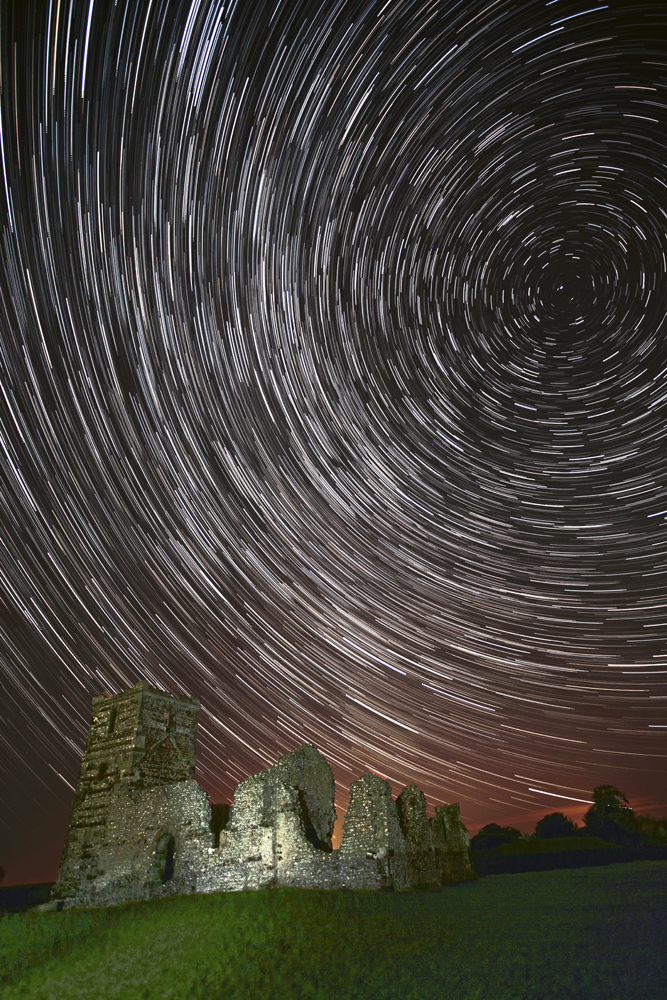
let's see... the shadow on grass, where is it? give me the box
[0,885,54,915]
[471,839,667,876]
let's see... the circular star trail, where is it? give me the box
[1,0,667,872]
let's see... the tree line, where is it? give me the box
[471,784,667,851]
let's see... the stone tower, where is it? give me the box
[52,681,210,907]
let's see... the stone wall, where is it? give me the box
[56,780,212,909]
[395,784,442,890]
[51,683,477,908]
[431,804,477,884]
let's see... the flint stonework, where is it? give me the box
[51,682,477,909]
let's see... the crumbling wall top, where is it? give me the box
[434,803,470,853]
[227,743,336,851]
[339,771,405,858]
[272,744,336,849]
[396,784,433,852]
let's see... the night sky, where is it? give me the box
[2,0,667,887]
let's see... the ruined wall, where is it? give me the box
[57,780,212,909]
[430,803,477,884]
[394,784,442,890]
[334,778,477,892]
[337,772,406,890]
[200,744,340,893]
[52,683,477,908]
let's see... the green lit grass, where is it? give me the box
[1,860,665,999]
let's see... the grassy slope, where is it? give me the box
[1,860,666,1000]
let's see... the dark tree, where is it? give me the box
[534,812,579,839]
[471,823,522,851]
[592,785,631,811]
[583,785,642,847]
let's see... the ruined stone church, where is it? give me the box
[51,681,477,909]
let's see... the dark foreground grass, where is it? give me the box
[1,860,665,1000]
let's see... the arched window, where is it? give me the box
[156,833,175,883]
[97,762,108,780]
[107,705,117,734]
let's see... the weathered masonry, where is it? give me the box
[50,681,477,909]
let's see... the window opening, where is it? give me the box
[210,804,230,848]
[107,705,117,734]
[156,833,175,882]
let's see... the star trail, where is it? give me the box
[1,0,667,882]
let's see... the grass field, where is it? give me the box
[1,860,665,999]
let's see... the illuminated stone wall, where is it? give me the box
[51,683,477,909]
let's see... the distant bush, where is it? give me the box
[534,812,580,840]
[470,823,522,851]
[633,814,667,846]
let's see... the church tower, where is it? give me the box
[79,679,200,789]
[52,681,204,905]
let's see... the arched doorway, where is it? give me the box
[155,833,175,883]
